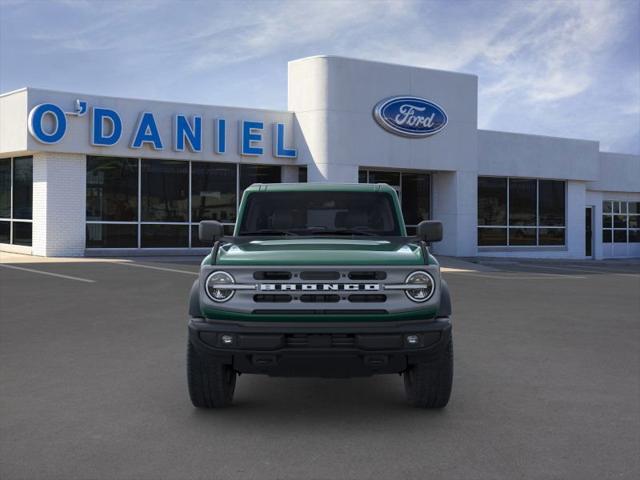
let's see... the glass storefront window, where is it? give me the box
[141,159,189,222]
[86,224,138,248]
[478,177,507,226]
[539,180,565,226]
[401,173,430,226]
[602,200,640,246]
[478,177,566,247]
[0,159,10,218]
[141,224,189,248]
[86,157,282,249]
[87,157,138,221]
[0,156,33,246]
[478,227,507,246]
[191,162,236,223]
[508,178,537,226]
[0,220,9,243]
[240,164,281,193]
[359,169,431,231]
[12,157,33,220]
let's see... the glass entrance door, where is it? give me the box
[359,169,431,235]
[585,206,593,257]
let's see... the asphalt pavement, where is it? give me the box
[1,255,639,480]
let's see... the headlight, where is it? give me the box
[405,271,435,302]
[205,271,235,302]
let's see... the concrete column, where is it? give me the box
[32,152,86,257]
[431,170,477,257]
[566,181,586,259]
[281,165,299,183]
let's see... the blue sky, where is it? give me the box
[1,0,639,154]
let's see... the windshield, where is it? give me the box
[237,191,402,236]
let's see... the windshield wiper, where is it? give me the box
[239,229,298,236]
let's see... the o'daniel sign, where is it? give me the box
[373,96,447,138]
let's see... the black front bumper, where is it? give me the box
[188,317,452,377]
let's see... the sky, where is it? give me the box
[1,0,639,154]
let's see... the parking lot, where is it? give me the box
[1,254,639,480]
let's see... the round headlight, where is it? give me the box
[405,271,435,302]
[205,271,235,302]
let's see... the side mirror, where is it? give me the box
[416,220,443,243]
[199,220,224,244]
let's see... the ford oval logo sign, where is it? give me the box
[373,96,447,138]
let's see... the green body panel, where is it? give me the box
[198,183,441,322]
[216,238,424,266]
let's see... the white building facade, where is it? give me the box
[1,56,638,258]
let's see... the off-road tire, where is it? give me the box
[403,338,453,408]
[187,340,236,408]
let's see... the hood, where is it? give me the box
[213,238,425,266]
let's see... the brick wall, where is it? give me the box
[32,152,86,256]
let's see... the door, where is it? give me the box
[585,206,593,257]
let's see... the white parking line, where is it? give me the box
[444,271,585,280]
[512,263,640,277]
[0,264,96,283]
[113,262,198,276]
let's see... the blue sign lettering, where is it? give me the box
[131,112,164,150]
[27,100,297,159]
[92,107,122,146]
[215,119,226,154]
[175,115,202,152]
[373,96,447,137]
[240,120,264,156]
[28,103,67,144]
[273,123,297,158]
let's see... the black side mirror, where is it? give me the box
[416,220,443,243]
[199,220,224,244]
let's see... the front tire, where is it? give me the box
[404,338,453,408]
[187,340,236,408]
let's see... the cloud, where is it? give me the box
[1,0,638,153]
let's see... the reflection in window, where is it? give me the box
[478,177,507,226]
[87,156,138,221]
[509,179,536,226]
[477,177,566,247]
[0,159,10,218]
[141,160,189,222]
[539,180,565,226]
[239,164,281,197]
[141,224,189,248]
[86,224,138,248]
[0,156,33,246]
[12,157,33,220]
[602,200,640,245]
[401,173,430,226]
[191,162,236,223]
[298,166,307,183]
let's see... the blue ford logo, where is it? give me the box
[373,96,447,138]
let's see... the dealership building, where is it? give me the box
[1,55,638,259]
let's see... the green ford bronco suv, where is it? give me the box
[187,183,453,408]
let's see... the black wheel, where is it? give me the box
[187,340,236,408]
[404,338,453,408]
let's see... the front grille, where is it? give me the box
[348,271,387,280]
[254,271,292,280]
[300,271,340,280]
[348,294,387,303]
[285,334,356,348]
[253,294,292,303]
[300,294,340,303]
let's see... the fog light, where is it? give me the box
[220,334,234,345]
[406,334,420,345]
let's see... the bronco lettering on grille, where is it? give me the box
[259,284,380,291]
